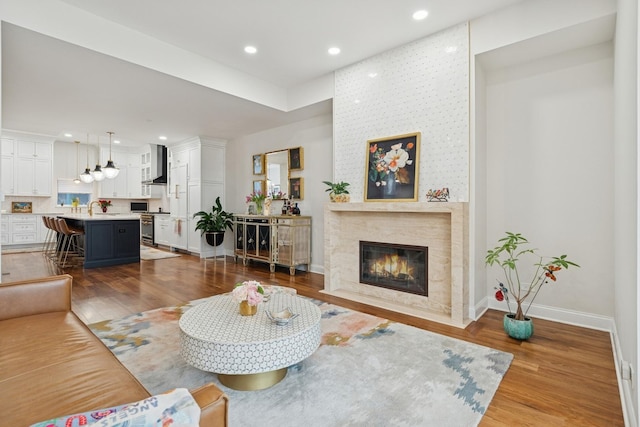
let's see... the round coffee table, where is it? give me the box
[179,293,321,390]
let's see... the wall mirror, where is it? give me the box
[265,150,289,197]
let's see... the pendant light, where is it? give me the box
[103,131,120,179]
[73,141,81,184]
[91,135,105,182]
[80,134,95,184]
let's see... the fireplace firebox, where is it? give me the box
[359,241,428,296]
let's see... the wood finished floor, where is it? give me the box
[1,249,624,426]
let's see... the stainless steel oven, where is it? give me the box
[140,213,155,246]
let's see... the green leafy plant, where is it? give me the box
[193,196,234,235]
[485,232,579,321]
[322,181,350,195]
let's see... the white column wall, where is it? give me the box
[613,0,639,423]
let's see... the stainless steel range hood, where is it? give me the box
[142,144,167,185]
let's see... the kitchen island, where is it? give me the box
[59,214,140,268]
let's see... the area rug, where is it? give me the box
[89,297,513,426]
[139,245,181,260]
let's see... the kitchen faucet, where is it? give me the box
[88,200,101,217]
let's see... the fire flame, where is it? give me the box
[369,254,414,280]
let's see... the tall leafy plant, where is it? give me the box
[193,196,233,235]
[486,232,579,320]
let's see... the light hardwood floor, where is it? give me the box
[1,249,624,426]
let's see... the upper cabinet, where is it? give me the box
[140,145,165,199]
[98,148,147,199]
[1,133,54,197]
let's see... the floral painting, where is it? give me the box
[365,132,420,201]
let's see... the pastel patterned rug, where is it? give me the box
[90,297,512,426]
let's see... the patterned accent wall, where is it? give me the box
[334,23,469,202]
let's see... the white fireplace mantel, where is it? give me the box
[323,202,469,328]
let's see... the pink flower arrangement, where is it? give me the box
[232,280,265,306]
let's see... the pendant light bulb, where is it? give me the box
[80,134,95,184]
[92,134,105,181]
[103,131,119,179]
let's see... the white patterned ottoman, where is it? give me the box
[179,293,321,390]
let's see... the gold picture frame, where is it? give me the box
[253,180,266,195]
[289,177,304,200]
[11,201,33,213]
[289,147,304,171]
[253,154,265,175]
[365,132,420,202]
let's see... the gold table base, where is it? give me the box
[218,368,287,391]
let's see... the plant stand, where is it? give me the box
[204,232,226,264]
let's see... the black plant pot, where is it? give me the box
[205,232,225,247]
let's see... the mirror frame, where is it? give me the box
[265,149,289,198]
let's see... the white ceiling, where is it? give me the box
[2,0,526,146]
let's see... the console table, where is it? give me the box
[233,214,311,275]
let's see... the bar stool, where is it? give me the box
[55,218,85,269]
[42,216,58,258]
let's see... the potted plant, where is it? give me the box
[193,196,234,247]
[485,232,579,339]
[98,199,112,213]
[322,180,350,202]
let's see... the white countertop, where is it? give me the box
[58,213,141,221]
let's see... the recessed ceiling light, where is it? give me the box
[244,46,257,54]
[328,47,341,55]
[413,10,429,20]
[114,139,121,144]
[64,133,72,137]
[445,46,458,53]
[159,136,167,141]
[368,72,378,78]
[354,99,361,104]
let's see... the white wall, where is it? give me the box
[333,23,470,202]
[613,0,639,422]
[483,42,614,318]
[225,114,333,273]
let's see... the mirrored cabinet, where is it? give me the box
[233,214,311,275]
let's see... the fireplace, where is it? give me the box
[359,241,428,296]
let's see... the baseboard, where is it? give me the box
[487,300,615,332]
[309,263,324,274]
[610,323,638,427]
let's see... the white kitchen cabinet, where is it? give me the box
[99,149,144,199]
[0,133,53,197]
[1,138,15,196]
[165,138,226,256]
[15,157,52,196]
[4,214,40,245]
[12,140,53,196]
[154,215,171,246]
[0,217,9,245]
[168,162,188,249]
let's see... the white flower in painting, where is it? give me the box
[383,147,410,172]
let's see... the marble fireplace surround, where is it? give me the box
[323,202,469,328]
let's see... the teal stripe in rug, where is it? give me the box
[90,297,512,426]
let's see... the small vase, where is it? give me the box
[239,300,257,316]
[503,313,533,340]
[255,201,263,215]
[101,207,108,213]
